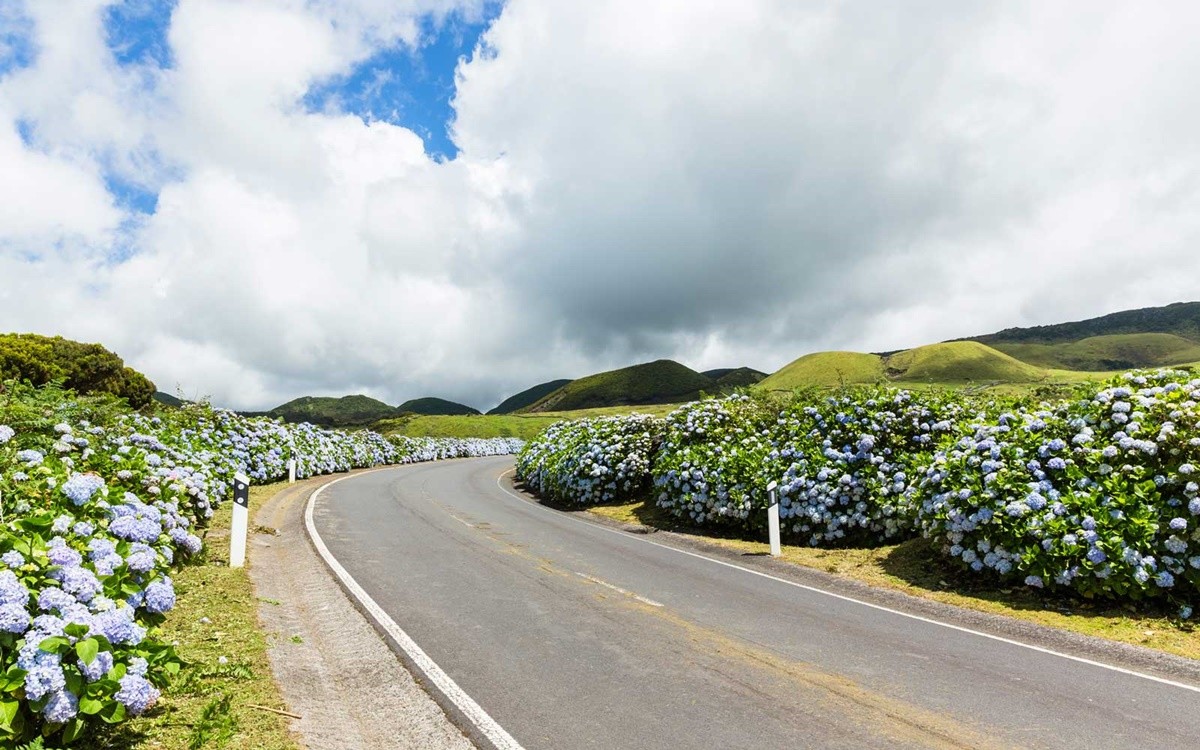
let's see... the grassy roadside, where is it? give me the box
[586,499,1200,661]
[94,484,300,750]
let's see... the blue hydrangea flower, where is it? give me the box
[124,544,156,574]
[1,550,24,568]
[43,689,79,723]
[143,578,175,614]
[61,473,105,506]
[79,649,114,682]
[115,673,160,716]
[16,449,44,465]
[0,425,14,443]
[0,570,29,607]
[0,602,30,633]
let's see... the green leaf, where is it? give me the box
[0,699,19,726]
[37,636,70,654]
[62,717,85,744]
[78,697,104,716]
[63,623,89,639]
[75,638,99,666]
[18,516,52,531]
[99,701,126,724]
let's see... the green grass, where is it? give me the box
[758,351,886,390]
[885,341,1045,383]
[992,333,1200,371]
[93,484,299,750]
[522,359,716,413]
[585,500,1200,661]
[376,403,679,440]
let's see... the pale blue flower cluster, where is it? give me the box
[516,415,662,505]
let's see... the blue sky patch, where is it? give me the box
[303,4,503,160]
[0,2,35,76]
[104,0,175,69]
[104,171,159,216]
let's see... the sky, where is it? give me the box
[2,1,1200,412]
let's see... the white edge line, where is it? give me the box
[305,470,526,750]
[495,468,1200,695]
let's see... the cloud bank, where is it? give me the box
[2,1,1199,410]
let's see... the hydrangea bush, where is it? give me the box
[918,370,1200,608]
[515,415,662,505]
[651,394,778,528]
[0,385,521,745]
[771,388,966,545]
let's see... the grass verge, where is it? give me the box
[586,499,1200,661]
[93,484,300,750]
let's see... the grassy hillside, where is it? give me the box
[968,301,1200,348]
[759,351,886,390]
[153,391,186,407]
[269,394,397,426]
[396,396,480,415]
[521,359,715,413]
[488,379,573,414]
[711,367,767,389]
[990,333,1200,371]
[884,341,1045,383]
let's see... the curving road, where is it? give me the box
[309,457,1200,750]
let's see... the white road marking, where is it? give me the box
[306,471,526,750]
[575,571,664,607]
[494,468,1200,696]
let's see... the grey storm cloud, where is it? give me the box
[3,0,1200,411]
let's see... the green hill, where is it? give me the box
[759,352,885,390]
[760,343,1045,391]
[960,301,1200,371]
[989,333,1200,371]
[884,341,1044,383]
[0,333,156,408]
[488,379,573,415]
[153,391,186,408]
[396,397,480,416]
[968,301,1200,345]
[269,395,397,426]
[710,367,767,389]
[521,360,716,413]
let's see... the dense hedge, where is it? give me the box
[515,371,1200,613]
[0,335,156,409]
[515,415,662,505]
[0,381,521,745]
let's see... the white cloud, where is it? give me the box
[3,0,1200,410]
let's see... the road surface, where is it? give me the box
[309,456,1200,749]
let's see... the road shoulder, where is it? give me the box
[249,472,475,750]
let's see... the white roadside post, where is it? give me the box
[230,472,250,568]
[288,436,297,483]
[767,480,781,557]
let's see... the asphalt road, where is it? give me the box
[310,457,1200,750]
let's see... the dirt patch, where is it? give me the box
[249,476,474,750]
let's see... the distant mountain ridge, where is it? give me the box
[266,393,479,426]
[967,301,1200,345]
[397,397,480,416]
[963,301,1200,371]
